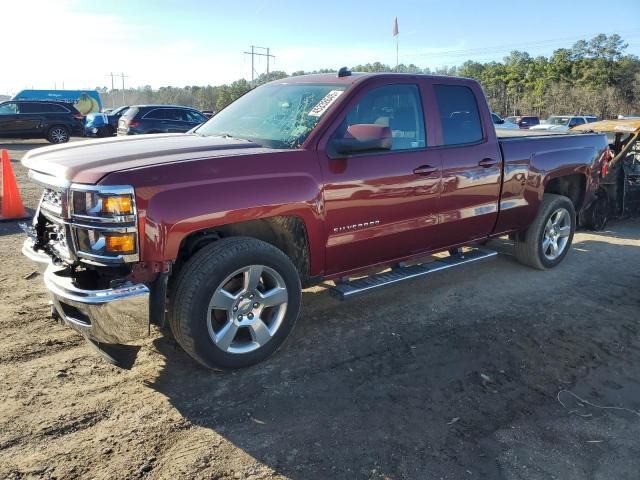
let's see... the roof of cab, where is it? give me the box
[267,72,476,86]
[572,118,640,134]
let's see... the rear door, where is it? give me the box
[0,102,19,135]
[142,108,171,132]
[318,80,442,275]
[17,102,52,134]
[429,82,503,247]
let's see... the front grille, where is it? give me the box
[41,188,64,215]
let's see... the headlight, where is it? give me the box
[69,184,139,263]
[71,186,135,222]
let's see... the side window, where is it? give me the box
[185,110,206,123]
[173,109,191,121]
[18,102,42,113]
[145,109,168,120]
[434,85,483,145]
[0,102,18,115]
[569,117,585,127]
[335,84,426,151]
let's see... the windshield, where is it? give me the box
[195,83,347,148]
[547,116,571,126]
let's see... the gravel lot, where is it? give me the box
[1,139,639,480]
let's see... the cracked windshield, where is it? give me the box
[196,84,346,148]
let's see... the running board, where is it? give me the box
[330,248,498,300]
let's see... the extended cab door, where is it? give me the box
[318,80,442,275]
[429,82,503,247]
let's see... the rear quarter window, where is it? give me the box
[434,85,483,145]
[50,104,71,113]
[122,107,140,119]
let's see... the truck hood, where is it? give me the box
[22,133,275,184]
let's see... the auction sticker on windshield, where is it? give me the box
[308,90,344,117]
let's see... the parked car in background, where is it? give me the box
[0,100,84,143]
[530,115,598,132]
[21,72,608,370]
[117,105,208,136]
[84,106,130,137]
[492,112,519,130]
[505,115,540,129]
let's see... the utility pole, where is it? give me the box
[106,73,116,108]
[120,72,129,106]
[243,46,275,85]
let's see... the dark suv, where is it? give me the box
[117,105,208,136]
[506,115,541,129]
[0,100,84,143]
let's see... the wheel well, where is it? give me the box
[544,174,586,209]
[174,216,311,283]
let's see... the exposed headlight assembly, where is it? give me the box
[71,186,135,222]
[69,185,139,263]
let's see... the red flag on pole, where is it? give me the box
[393,17,399,37]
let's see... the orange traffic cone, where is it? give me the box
[0,149,28,221]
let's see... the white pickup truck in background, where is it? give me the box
[530,115,598,132]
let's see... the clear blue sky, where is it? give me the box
[3,0,639,93]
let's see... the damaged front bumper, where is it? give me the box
[22,238,150,345]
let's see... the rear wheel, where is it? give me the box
[579,188,609,231]
[97,125,114,137]
[514,193,576,270]
[169,237,301,370]
[47,125,70,143]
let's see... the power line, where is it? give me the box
[243,46,275,85]
[401,30,640,63]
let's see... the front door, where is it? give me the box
[318,82,442,275]
[0,102,20,136]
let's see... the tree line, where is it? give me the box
[99,34,640,119]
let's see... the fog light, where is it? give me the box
[105,234,136,253]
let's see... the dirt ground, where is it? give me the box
[1,139,639,480]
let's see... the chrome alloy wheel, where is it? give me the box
[50,128,69,143]
[542,207,571,261]
[207,265,288,354]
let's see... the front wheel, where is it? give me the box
[169,237,301,370]
[514,193,576,270]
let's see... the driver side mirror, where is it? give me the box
[328,124,392,157]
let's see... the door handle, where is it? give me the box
[413,165,438,176]
[478,158,497,168]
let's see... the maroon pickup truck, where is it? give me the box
[21,71,609,369]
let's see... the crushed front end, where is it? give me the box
[21,170,157,355]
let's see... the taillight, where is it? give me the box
[73,113,84,120]
[128,121,140,128]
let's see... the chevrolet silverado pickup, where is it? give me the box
[21,71,609,370]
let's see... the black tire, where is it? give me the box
[47,125,70,143]
[514,193,576,270]
[579,188,609,231]
[97,125,114,137]
[169,237,302,370]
